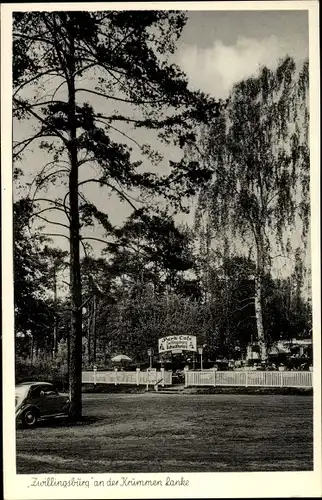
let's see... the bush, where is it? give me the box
[82,384,146,394]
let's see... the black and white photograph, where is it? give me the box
[1,1,321,499]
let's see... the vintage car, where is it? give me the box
[15,381,70,427]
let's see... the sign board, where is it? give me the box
[158,335,197,353]
[147,367,157,372]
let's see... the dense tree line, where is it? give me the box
[15,205,311,368]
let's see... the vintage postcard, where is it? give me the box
[1,1,321,498]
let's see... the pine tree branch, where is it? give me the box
[95,119,142,149]
[97,113,155,126]
[77,190,88,204]
[78,156,98,167]
[76,87,165,106]
[13,32,55,45]
[80,236,115,246]
[35,214,69,229]
[31,169,70,207]
[42,13,69,81]
[28,160,70,197]
[32,207,69,219]
[73,62,99,79]
[62,186,90,212]
[13,132,63,159]
[13,70,61,97]
[78,178,138,212]
[33,198,71,214]
[42,233,70,241]
[13,133,45,159]
[14,99,67,112]
[48,62,98,105]
[36,168,69,187]
[13,97,68,144]
[80,236,148,259]
[13,134,43,149]
[50,79,67,102]
[76,87,133,104]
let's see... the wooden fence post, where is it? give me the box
[136,367,140,386]
[93,366,97,386]
[245,370,248,388]
[213,367,216,387]
[114,367,118,386]
[184,366,189,387]
[161,368,165,387]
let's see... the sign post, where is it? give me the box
[198,347,203,371]
[147,348,153,369]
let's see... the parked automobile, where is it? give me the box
[16,381,70,427]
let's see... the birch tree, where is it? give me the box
[194,57,309,360]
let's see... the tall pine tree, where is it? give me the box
[13,11,221,418]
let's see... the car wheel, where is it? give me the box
[23,408,38,427]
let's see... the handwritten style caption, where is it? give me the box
[30,476,189,489]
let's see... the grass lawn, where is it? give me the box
[16,393,313,473]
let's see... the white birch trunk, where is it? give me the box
[254,229,267,361]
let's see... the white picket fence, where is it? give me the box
[82,369,312,389]
[82,369,172,386]
[185,370,312,388]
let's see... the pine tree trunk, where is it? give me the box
[67,21,82,421]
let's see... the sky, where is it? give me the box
[13,8,310,292]
[176,10,308,97]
